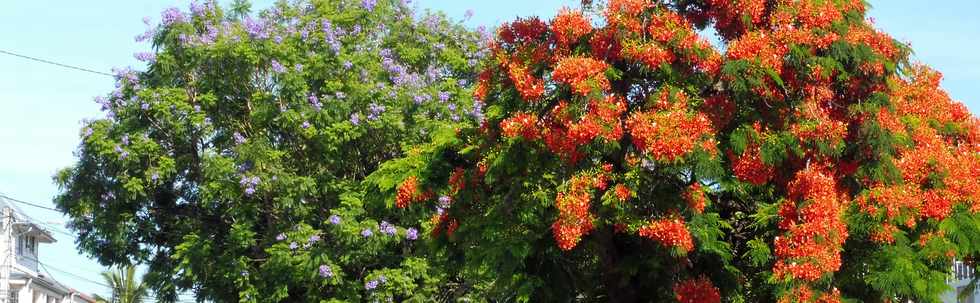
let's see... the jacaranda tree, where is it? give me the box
[370,0,980,302]
[54,0,484,301]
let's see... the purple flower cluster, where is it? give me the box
[361,228,374,237]
[244,16,268,39]
[233,132,246,145]
[114,145,129,160]
[161,7,185,26]
[438,91,451,102]
[362,0,378,11]
[240,175,260,196]
[406,228,418,240]
[367,103,385,121]
[349,113,361,125]
[276,233,286,241]
[318,265,333,278]
[379,221,397,236]
[365,280,379,290]
[329,214,342,225]
[288,242,298,250]
[301,121,311,129]
[189,1,207,17]
[321,20,342,54]
[413,94,431,105]
[308,234,320,243]
[471,101,484,123]
[438,195,452,208]
[380,49,422,87]
[308,94,322,110]
[270,60,286,73]
[134,52,156,63]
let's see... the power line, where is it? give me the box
[0,193,62,212]
[0,48,114,77]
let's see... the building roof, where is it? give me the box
[0,195,56,243]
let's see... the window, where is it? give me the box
[26,236,35,254]
[9,290,17,303]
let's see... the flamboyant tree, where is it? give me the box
[54,0,484,301]
[371,0,980,302]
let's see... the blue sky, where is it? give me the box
[0,0,977,299]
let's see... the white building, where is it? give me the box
[0,198,96,303]
[945,260,979,303]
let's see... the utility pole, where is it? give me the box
[0,207,12,303]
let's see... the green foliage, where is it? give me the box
[54,0,482,301]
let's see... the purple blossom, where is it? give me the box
[270,60,286,73]
[321,20,341,53]
[121,134,130,146]
[141,102,150,110]
[447,103,457,112]
[438,91,451,102]
[343,61,353,69]
[413,95,426,105]
[362,0,377,11]
[161,7,185,26]
[244,187,256,196]
[189,1,206,17]
[379,275,387,284]
[379,221,397,236]
[114,145,128,160]
[367,103,385,120]
[349,113,361,125]
[244,16,268,39]
[329,215,342,225]
[301,121,311,129]
[101,192,115,201]
[151,172,159,181]
[273,35,284,44]
[464,9,475,20]
[471,101,484,122]
[83,127,93,138]
[308,94,321,110]
[294,63,303,72]
[289,242,298,250]
[406,228,418,240]
[438,196,452,208]
[365,280,378,290]
[233,132,246,144]
[309,235,321,243]
[361,228,373,237]
[276,233,286,241]
[335,91,346,99]
[318,265,333,278]
[134,52,156,63]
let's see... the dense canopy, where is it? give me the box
[377,0,980,302]
[55,0,980,302]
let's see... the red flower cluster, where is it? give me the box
[622,42,674,70]
[504,60,545,101]
[614,184,631,202]
[551,8,592,47]
[500,112,540,140]
[552,57,610,96]
[552,174,599,250]
[627,108,715,163]
[684,183,708,214]
[638,218,694,253]
[705,0,767,40]
[674,276,721,303]
[396,176,421,208]
[773,167,847,282]
[497,17,548,45]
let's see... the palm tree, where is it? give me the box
[93,265,148,303]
